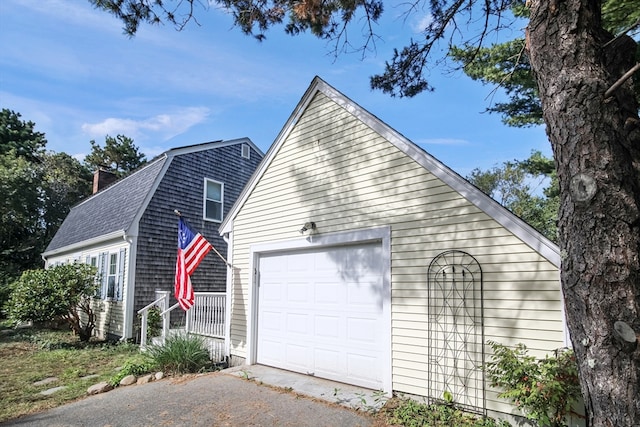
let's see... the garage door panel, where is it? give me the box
[347,353,378,380]
[314,348,341,374]
[260,310,283,332]
[314,282,341,304]
[346,317,377,343]
[287,282,310,303]
[314,315,340,338]
[257,243,385,389]
[285,313,309,335]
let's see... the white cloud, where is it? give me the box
[81,107,210,141]
[412,13,434,33]
[417,138,470,146]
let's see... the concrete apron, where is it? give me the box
[223,365,389,411]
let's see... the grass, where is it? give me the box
[0,325,141,423]
[1,325,512,426]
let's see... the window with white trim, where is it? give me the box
[95,250,124,301]
[106,253,118,299]
[204,178,224,222]
[241,143,250,159]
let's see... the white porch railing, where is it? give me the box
[137,290,226,360]
[186,292,225,338]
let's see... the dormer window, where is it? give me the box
[204,178,224,222]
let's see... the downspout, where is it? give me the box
[223,227,234,361]
[123,232,138,341]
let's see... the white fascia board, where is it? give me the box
[318,79,561,268]
[41,230,127,259]
[219,80,322,235]
[220,76,560,267]
[168,138,264,158]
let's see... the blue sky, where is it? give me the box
[0,0,550,177]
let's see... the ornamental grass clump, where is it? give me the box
[146,333,211,375]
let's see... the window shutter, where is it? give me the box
[98,252,108,298]
[117,248,126,301]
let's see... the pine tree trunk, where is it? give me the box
[527,1,640,426]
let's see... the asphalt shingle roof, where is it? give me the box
[44,156,168,253]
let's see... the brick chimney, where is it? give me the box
[92,169,117,194]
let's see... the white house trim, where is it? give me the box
[220,77,559,267]
[245,226,393,395]
[42,230,127,260]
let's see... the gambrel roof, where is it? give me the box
[44,138,260,257]
[220,77,560,267]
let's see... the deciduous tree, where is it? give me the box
[468,151,558,241]
[0,110,92,290]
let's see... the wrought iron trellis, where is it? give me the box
[426,250,485,414]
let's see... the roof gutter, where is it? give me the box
[42,230,127,259]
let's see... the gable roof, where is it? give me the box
[44,138,261,257]
[220,77,560,267]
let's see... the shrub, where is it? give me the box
[136,306,162,343]
[146,333,211,375]
[109,355,157,387]
[385,397,511,427]
[484,341,581,427]
[7,264,98,341]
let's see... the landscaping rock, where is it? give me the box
[80,374,99,381]
[119,375,136,386]
[40,386,67,396]
[33,377,58,387]
[87,382,113,395]
[136,374,153,385]
[155,372,164,381]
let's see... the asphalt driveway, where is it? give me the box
[2,367,382,427]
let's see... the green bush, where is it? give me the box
[109,355,157,387]
[136,306,162,343]
[484,341,581,427]
[146,333,211,375]
[7,264,98,341]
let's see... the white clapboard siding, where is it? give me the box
[228,88,564,414]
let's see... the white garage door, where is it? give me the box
[257,243,386,390]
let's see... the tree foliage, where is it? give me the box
[0,109,92,291]
[0,109,47,162]
[84,134,147,176]
[7,264,99,341]
[449,0,640,127]
[467,151,558,241]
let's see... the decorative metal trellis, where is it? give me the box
[427,250,485,414]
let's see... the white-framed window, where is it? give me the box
[204,178,224,222]
[241,143,250,159]
[106,253,118,299]
[94,249,125,301]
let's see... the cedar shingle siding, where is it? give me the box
[43,139,263,339]
[134,143,263,314]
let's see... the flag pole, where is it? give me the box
[174,209,233,268]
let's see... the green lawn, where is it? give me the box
[0,327,142,423]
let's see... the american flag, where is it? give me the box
[175,218,212,311]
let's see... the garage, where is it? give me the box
[256,242,388,390]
